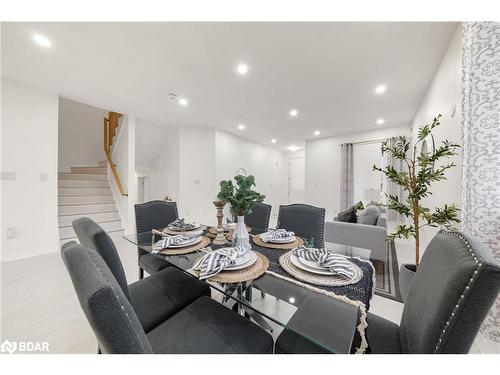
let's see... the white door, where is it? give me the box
[288,157,305,204]
[137,175,150,203]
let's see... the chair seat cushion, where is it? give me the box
[139,253,170,274]
[129,267,211,332]
[147,296,274,354]
[366,313,401,354]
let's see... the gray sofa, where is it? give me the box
[325,212,387,265]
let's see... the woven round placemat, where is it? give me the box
[252,234,304,250]
[162,225,207,236]
[201,252,269,283]
[279,251,363,286]
[158,236,211,255]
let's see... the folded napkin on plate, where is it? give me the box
[261,229,295,242]
[169,218,196,230]
[292,247,355,279]
[153,235,189,253]
[193,246,246,280]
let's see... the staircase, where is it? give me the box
[58,161,123,244]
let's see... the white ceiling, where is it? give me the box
[1,22,458,150]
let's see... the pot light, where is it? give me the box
[271,139,277,144]
[33,34,51,48]
[238,124,246,130]
[375,85,387,94]
[376,118,385,125]
[289,109,298,117]
[314,130,321,136]
[287,145,300,152]
[178,98,188,106]
[289,297,295,304]
[236,63,249,75]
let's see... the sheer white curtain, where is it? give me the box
[462,21,500,348]
[340,143,354,211]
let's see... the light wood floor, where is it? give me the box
[0,234,490,353]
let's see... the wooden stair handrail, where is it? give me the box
[103,112,127,196]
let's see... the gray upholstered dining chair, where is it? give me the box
[61,242,274,354]
[277,204,326,248]
[134,200,179,279]
[275,230,500,353]
[240,202,272,234]
[72,217,210,334]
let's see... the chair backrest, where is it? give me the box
[277,204,326,248]
[399,230,500,353]
[243,202,272,233]
[135,200,179,258]
[72,217,131,301]
[61,242,153,354]
[135,200,179,233]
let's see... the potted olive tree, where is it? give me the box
[217,174,265,251]
[373,114,460,300]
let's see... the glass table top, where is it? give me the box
[123,228,374,353]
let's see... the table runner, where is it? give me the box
[208,237,374,353]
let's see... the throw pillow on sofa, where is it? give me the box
[357,205,380,225]
[337,206,357,223]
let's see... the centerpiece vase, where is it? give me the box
[232,215,251,252]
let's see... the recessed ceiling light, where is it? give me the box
[314,130,321,136]
[238,124,246,130]
[287,145,300,152]
[289,109,298,117]
[271,139,277,144]
[236,63,249,75]
[178,98,188,106]
[33,34,51,48]
[375,85,387,94]
[376,118,385,125]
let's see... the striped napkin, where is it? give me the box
[261,229,295,242]
[193,246,246,280]
[292,247,355,279]
[153,235,189,253]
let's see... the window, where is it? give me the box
[353,142,384,203]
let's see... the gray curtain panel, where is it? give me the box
[340,143,354,211]
[384,137,407,222]
[462,21,500,348]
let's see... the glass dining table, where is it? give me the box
[123,227,374,354]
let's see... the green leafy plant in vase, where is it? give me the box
[217,174,265,250]
[373,114,460,293]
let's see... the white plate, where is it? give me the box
[168,236,202,248]
[168,223,201,232]
[290,254,336,275]
[226,251,258,270]
[259,233,296,244]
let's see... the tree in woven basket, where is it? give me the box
[373,114,461,268]
[217,174,265,216]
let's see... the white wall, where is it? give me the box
[177,127,216,224]
[1,78,59,261]
[135,120,179,202]
[411,25,463,251]
[215,130,288,223]
[305,125,412,220]
[58,98,107,171]
[109,115,137,235]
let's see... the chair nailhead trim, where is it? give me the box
[433,229,482,353]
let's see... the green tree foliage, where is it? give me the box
[373,114,461,267]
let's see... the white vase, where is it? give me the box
[232,215,251,251]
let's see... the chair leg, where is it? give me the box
[138,267,144,280]
[97,346,101,354]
